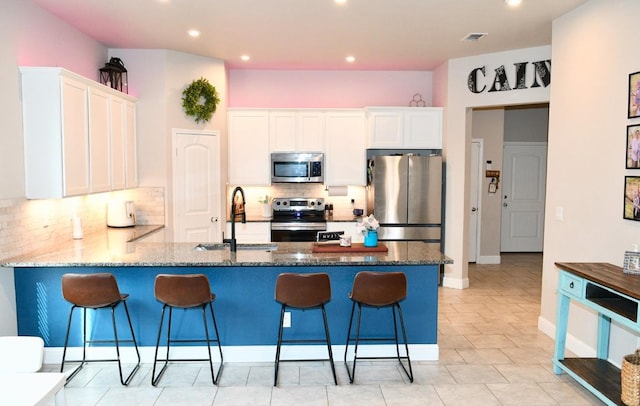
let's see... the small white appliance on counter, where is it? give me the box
[107,200,136,227]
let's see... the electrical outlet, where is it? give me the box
[283,311,291,328]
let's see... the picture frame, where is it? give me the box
[627,125,640,168]
[624,176,640,221]
[629,71,640,118]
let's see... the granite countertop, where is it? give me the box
[2,229,451,268]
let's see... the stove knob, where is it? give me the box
[282,201,288,206]
[310,201,315,206]
[276,201,281,206]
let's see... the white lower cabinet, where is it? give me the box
[20,67,137,199]
[225,222,271,243]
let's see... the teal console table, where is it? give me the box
[554,262,640,406]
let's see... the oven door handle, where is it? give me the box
[271,222,327,231]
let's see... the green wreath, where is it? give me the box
[182,77,220,123]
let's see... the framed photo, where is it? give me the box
[629,71,640,118]
[627,125,640,168]
[624,176,640,221]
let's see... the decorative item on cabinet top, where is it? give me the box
[99,57,128,93]
[182,77,220,124]
[408,93,428,107]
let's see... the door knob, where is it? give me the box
[210,217,218,223]
[471,207,477,212]
[503,203,508,207]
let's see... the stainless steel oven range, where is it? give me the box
[270,197,326,242]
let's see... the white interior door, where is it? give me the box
[468,140,482,262]
[500,143,547,252]
[172,130,221,242]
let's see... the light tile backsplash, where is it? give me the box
[0,187,164,261]
[228,184,367,218]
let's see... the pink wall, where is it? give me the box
[11,1,107,81]
[229,70,433,108]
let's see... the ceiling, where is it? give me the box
[32,0,588,71]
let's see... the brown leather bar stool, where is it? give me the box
[343,271,413,383]
[152,274,223,386]
[60,273,141,385]
[274,272,337,386]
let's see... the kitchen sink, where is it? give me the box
[194,243,278,252]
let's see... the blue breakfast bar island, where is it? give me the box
[3,231,451,363]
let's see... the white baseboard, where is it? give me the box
[44,344,439,364]
[537,315,596,358]
[441,276,469,290]
[476,255,501,265]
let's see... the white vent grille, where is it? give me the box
[461,33,488,42]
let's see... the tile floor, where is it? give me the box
[46,254,604,405]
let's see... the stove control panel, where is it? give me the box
[272,197,324,212]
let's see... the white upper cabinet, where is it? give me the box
[109,98,138,190]
[228,109,270,185]
[20,67,137,199]
[124,100,138,188]
[269,110,324,152]
[367,107,443,149]
[324,110,366,186]
[88,88,112,193]
[59,76,91,196]
[110,96,126,190]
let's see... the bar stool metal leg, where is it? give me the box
[274,304,286,386]
[151,305,171,386]
[394,303,413,382]
[321,304,338,385]
[60,302,140,386]
[343,271,414,384]
[273,272,336,386]
[152,274,224,386]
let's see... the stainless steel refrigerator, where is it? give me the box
[366,154,444,244]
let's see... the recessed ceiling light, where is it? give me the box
[505,0,522,6]
[335,0,347,4]
[241,55,250,62]
[187,29,200,37]
[345,55,356,63]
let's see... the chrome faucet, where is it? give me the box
[223,186,246,252]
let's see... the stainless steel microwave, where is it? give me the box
[271,152,324,183]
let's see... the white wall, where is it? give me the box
[472,109,505,260]
[504,107,549,142]
[107,49,227,239]
[436,46,551,289]
[0,0,107,200]
[540,0,640,363]
[0,0,107,336]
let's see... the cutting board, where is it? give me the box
[311,243,388,253]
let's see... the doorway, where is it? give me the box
[172,129,222,242]
[468,104,548,262]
